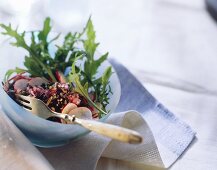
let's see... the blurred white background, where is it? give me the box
[0,0,217,92]
[1,0,217,169]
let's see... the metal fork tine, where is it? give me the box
[15,94,32,111]
[15,94,31,102]
[17,99,31,107]
[16,100,32,111]
[15,94,53,119]
[21,105,32,112]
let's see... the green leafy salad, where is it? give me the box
[1,17,112,122]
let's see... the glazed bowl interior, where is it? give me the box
[0,33,121,147]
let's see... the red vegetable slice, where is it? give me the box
[14,79,29,92]
[55,71,67,83]
[28,77,48,87]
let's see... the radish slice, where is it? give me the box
[28,77,48,87]
[62,103,77,114]
[14,79,29,92]
[68,107,92,120]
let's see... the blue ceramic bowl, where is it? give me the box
[0,60,121,147]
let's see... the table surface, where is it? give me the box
[0,0,217,169]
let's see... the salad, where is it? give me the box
[1,17,113,123]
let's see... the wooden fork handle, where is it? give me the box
[72,117,143,144]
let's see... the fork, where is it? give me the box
[16,94,143,144]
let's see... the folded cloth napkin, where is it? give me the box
[0,59,195,170]
[38,59,196,170]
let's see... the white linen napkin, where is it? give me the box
[0,59,195,170]
[39,59,196,169]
